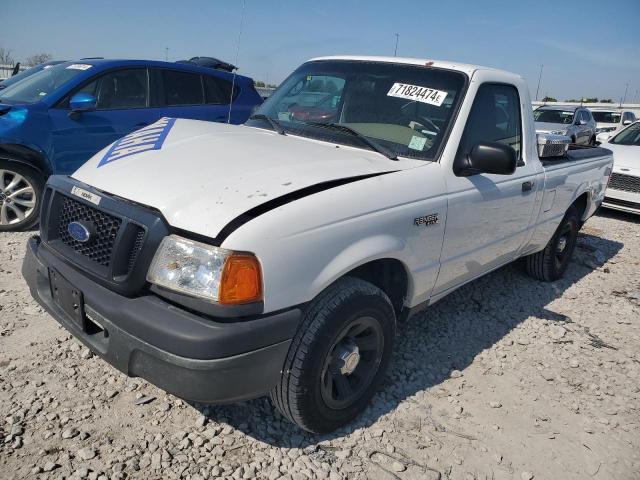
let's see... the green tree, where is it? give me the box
[542,96,557,102]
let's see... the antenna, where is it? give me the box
[535,64,543,101]
[227,0,246,124]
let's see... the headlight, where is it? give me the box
[550,130,567,135]
[147,235,262,305]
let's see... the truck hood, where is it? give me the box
[73,118,422,239]
[535,122,572,133]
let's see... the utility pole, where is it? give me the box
[622,83,629,106]
[535,64,543,101]
[394,34,399,57]
[165,47,169,61]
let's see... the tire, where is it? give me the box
[570,135,577,145]
[525,205,580,282]
[0,160,44,232]
[271,277,396,433]
[589,135,596,146]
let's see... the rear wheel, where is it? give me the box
[589,135,596,146]
[0,161,44,232]
[525,205,580,281]
[271,277,395,433]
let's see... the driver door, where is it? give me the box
[48,68,158,174]
[434,82,542,295]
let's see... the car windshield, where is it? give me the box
[592,111,621,123]
[0,61,65,90]
[247,60,467,160]
[0,62,90,104]
[610,122,640,146]
[533,109,574,124]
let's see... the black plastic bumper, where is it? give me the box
[22,236,300,403]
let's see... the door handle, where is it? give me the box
[522,181,534,192]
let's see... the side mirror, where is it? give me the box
[622,120,632,126]
[69,93,97,113]
[456,141,517,176]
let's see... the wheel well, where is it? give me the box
[572,192,589,220]
[346,259,408,318]
[0,144,51,177]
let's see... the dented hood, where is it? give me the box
[73,118,422,238]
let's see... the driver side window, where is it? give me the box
[71,69,149,110]
[456,83,522,166]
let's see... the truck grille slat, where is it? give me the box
[608,173,640,194]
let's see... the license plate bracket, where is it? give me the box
[49,268,86,330]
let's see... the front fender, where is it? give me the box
[311,234,410,300]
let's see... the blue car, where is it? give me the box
[0,59,262,231]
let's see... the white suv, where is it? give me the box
[593,109,637,144]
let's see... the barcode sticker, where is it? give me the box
[387,83,447,106]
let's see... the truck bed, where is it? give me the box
[540,145,613,167]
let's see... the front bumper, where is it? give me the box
[603,188,640,215]
[22,236,300,403]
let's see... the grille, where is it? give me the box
[58,195,122,267]
[127,228,146,273]
[608,173,640,194]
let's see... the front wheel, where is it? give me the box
[271,277,395,433]
[525,205,580,281]
[0,161,44,232]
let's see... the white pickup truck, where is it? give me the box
[23,56,613,433]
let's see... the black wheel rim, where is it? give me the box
[554,221,575,271]
[320,316,384,410]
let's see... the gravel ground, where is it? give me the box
[1,209,639,480]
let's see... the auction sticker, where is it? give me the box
[387,83,447,106]
[66,64,92,71]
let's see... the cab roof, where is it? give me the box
[309,55,521,80]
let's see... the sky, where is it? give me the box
[1,0,639,102]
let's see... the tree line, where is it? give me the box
[0,47,53,67]
[541,96,614,103]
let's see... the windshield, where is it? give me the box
[0,61,65,90]
[0,62,91,104]
[247,60,467,160]
[610,122,640,146]
[533,109,574,124]
[592,111,621,123]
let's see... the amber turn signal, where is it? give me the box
[219,254,263,305]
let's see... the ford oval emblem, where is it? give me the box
[68,221,91,243]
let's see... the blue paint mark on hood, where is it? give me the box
[98,117,176,168]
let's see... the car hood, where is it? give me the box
[596,122,619,129]
[73,118,422,239]
[603,142,640,172]
[535,122,572,133]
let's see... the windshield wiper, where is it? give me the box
[302,121,398,160]
[250,114,286,135]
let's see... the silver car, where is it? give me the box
[534,105,597,145]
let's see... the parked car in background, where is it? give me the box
[0,60,67,90]
[0,58,262,231]
[534,105,596,145]
[601,121,640,214]
[592,109,637,144]
[22,56,613,432]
